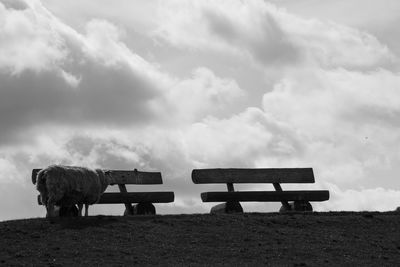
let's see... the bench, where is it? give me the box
[192,168,329,213]
[32,168,175,216]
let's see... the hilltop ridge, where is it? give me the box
[1,212,399,266]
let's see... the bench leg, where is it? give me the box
[279,201,313,212]
[118,184,135,216]
[294,200,313,211]
[123,203,156,215]
[123,205,135,216]
[210,201,243,214]
[133,202,156,215]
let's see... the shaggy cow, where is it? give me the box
[36,165,110,217]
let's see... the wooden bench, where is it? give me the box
[32,168,175,215]
[192,168,329,213]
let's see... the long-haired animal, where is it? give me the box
[36,165,110,217]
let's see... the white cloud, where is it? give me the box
[154,0,299,66]
[154,0,395,69]
[0,0,253,146]
[319,183,400,211]
[1,0,400,220]
[59,69,81,87]
[261,68,400,188]
[281,15,396,69]
[163,67,246,123]
[0,0,28,10]
[0,2,164,143]
[180,107,303,168]
[0,0,67,74]
[263,68,400,135]
[0,157,20,183]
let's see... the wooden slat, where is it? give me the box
[98,192,175,204]
[118,184,134,214]
[107,170,162,185]
[32,169,40,184]
[227,183,235,192]
[192,168,315,184]
[200,190,330,202]
[37,192,175,205]
[273,183,291,210]
[32,169,163,185]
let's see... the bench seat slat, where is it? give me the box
[37,192,175,205]
[98,192,175,204]
[107,170,162,185]
[32,169,163,185]
[201,190,329,202]
[192,168,315,184]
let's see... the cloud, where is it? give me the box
[0,157,20,183]
[319,184,400,211]
[263,68,400,134]
[0,1,253,147]
[0,182,42,220]
[1,0,400,220]
[0,0,28,10]
[162,67,246,123]
[179,107,303,168]
[154,0,395,69]
[0,0,67,74]
[261,68,400,189]
[154,0,299,66]
[0,2,165,144]
[282,15,396,69]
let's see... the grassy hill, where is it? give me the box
[1,212,399,266]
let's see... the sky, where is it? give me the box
[0,0,400,221]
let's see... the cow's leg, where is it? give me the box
[77,203,83,217]
[46,198,57,218]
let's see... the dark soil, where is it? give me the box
[0,212,399,266]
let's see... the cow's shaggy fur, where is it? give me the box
[36,165,110,217]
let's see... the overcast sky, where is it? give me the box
[1,0,400,221]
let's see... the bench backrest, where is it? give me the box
[192,168,315,184]
[32,168,163,185]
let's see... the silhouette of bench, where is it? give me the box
[192,168,329,213]
[32,168,175,215]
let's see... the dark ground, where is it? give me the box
[0,212,399,266]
